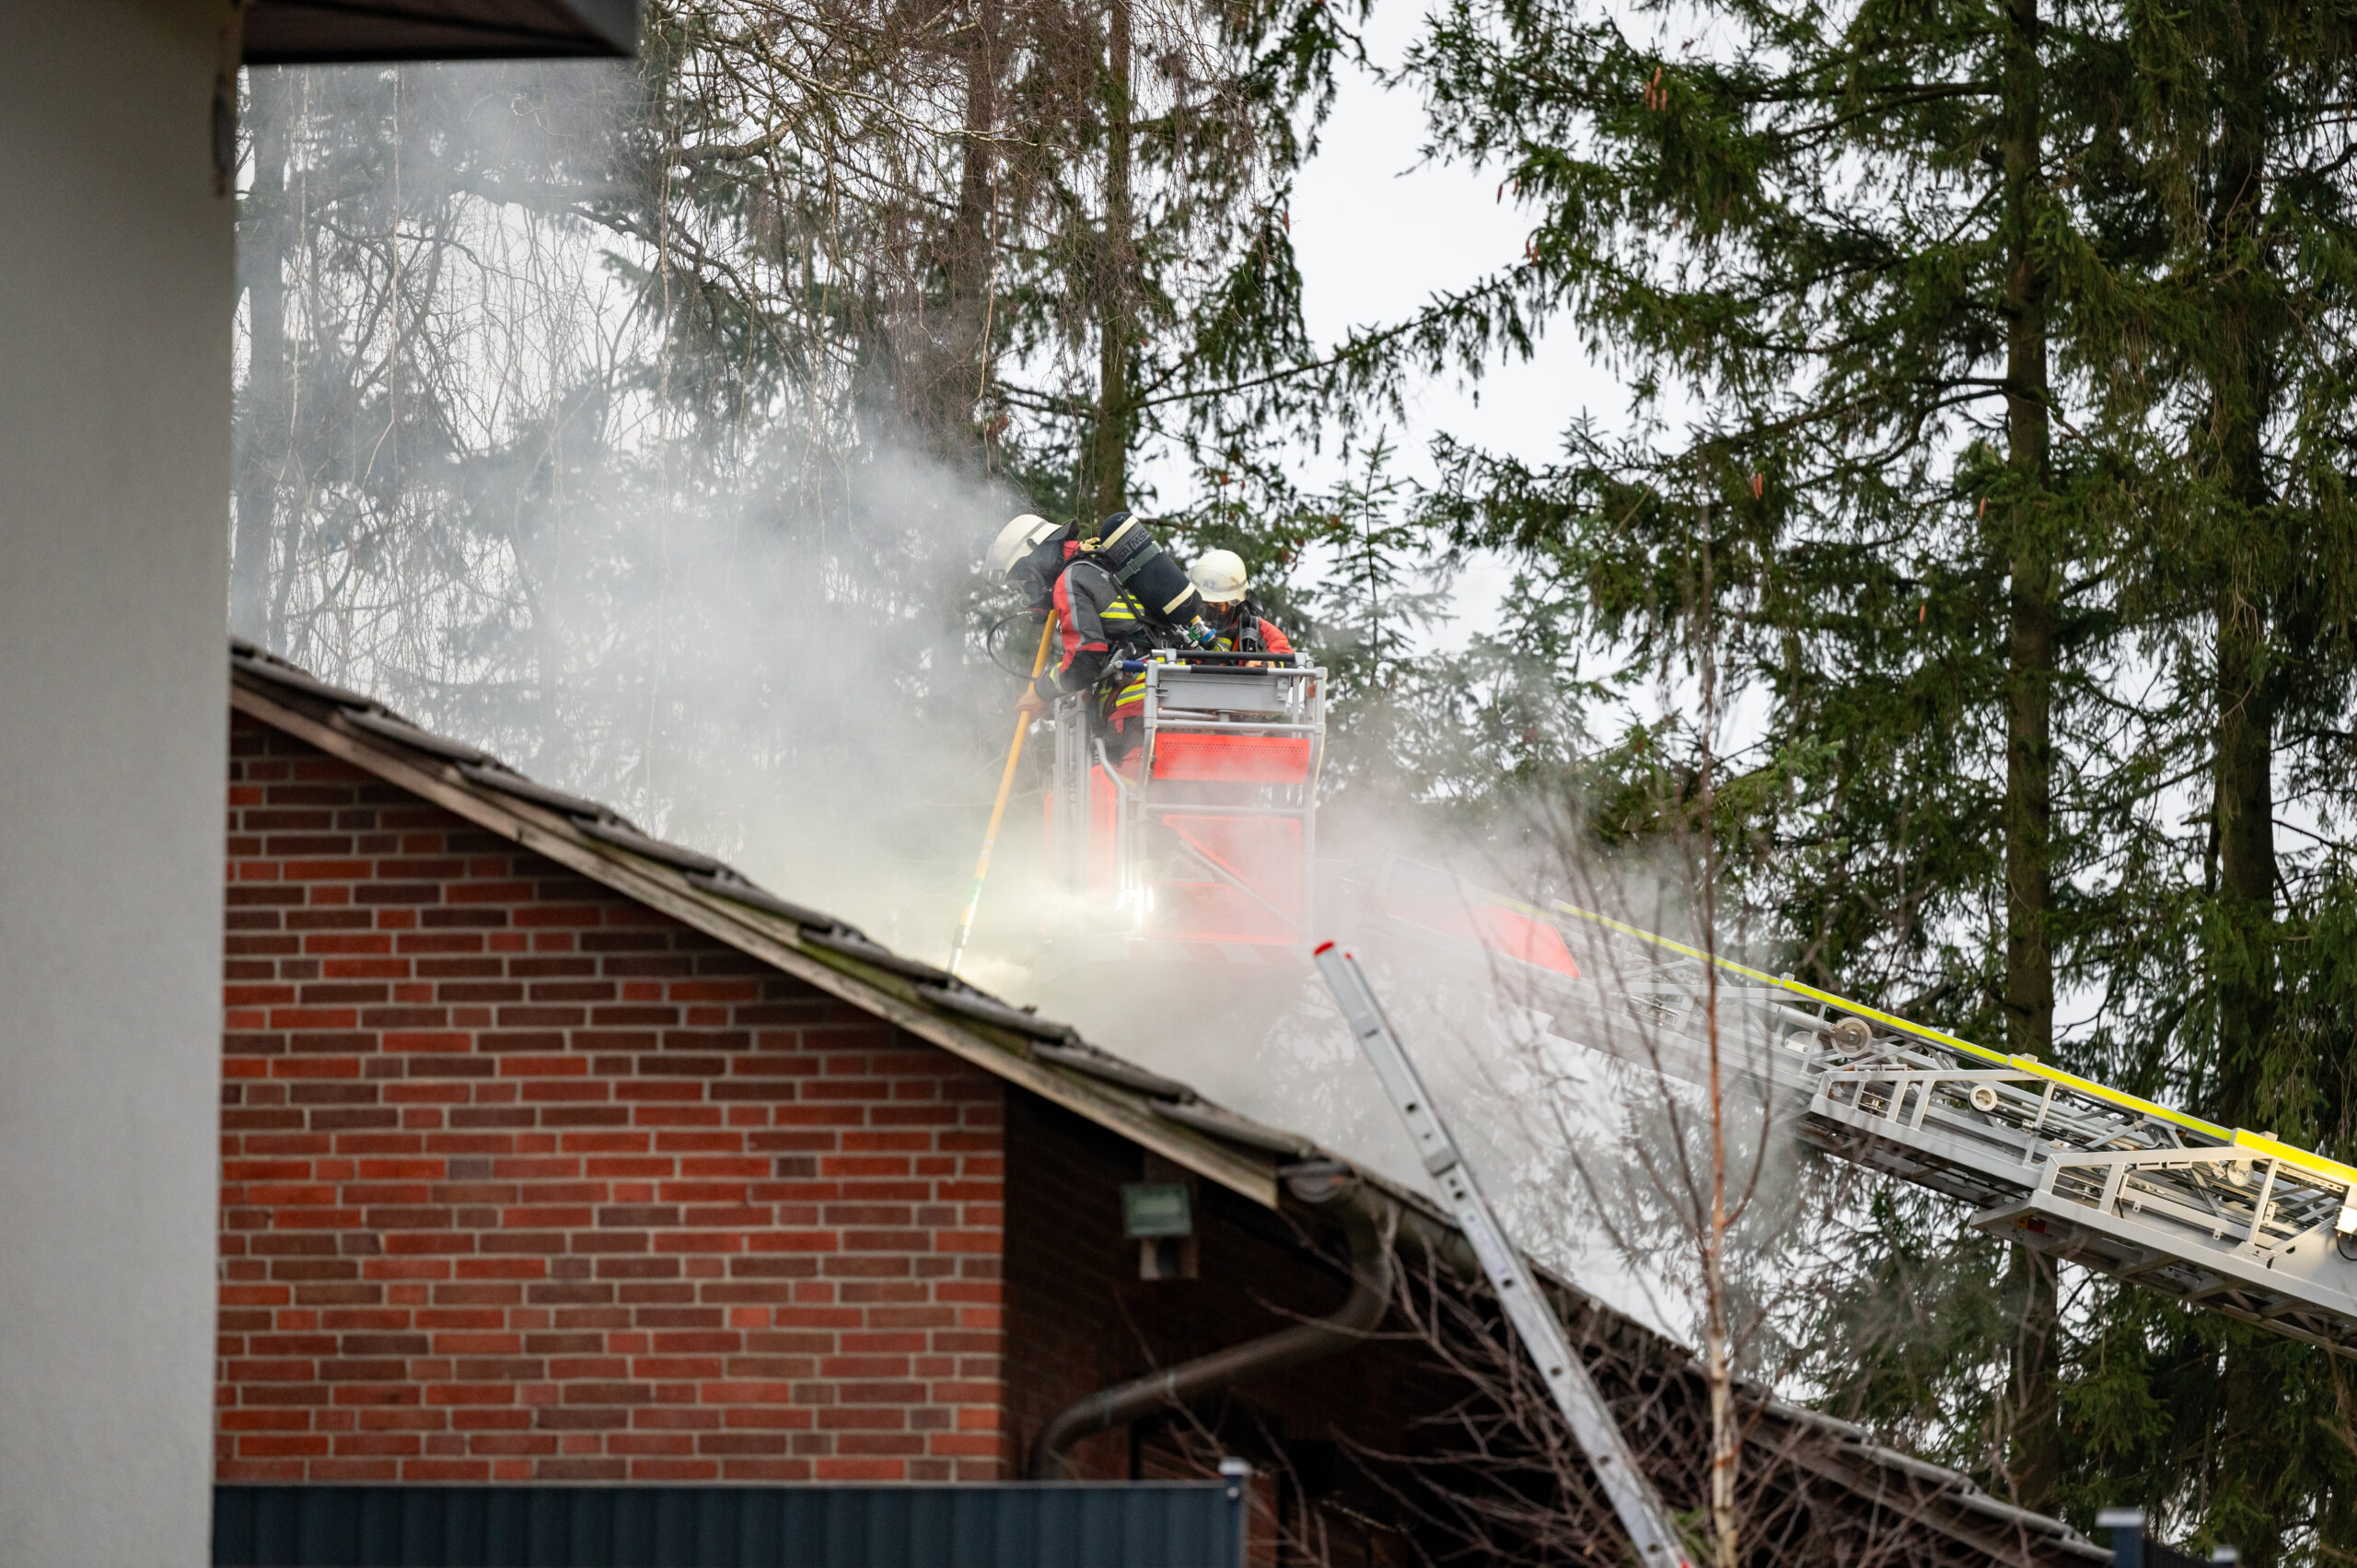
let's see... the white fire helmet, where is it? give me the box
[1189,548,1250,604]
[987,513,1062,577]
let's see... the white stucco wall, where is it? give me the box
[0,2,232,1562]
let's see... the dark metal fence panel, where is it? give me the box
[2101,1507,2222,1568]
[213,1483,1246,1568]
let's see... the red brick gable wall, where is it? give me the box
[217,712,1005,1484]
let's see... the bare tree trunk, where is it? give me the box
[233,71,291,643]
[1704,960,1736,1568]
[920,0,1004,463]
[1996,0,2060,1508]
[1088,0,1132,517]
[1696,522,1736,1568]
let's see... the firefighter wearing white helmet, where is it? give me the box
[988,513,1066,586]
[1188,549,1294,657]
[1189,548,1250,605]
[995,510,1162,758]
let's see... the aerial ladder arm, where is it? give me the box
[1354,858,2357,1354]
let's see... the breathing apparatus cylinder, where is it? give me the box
[1087,512,1219,647]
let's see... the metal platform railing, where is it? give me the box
[1046,655,1325,952]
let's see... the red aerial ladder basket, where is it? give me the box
[1039,658,1327,954]
[1148,732,1314,784]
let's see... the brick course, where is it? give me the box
[216,713,1004,1483]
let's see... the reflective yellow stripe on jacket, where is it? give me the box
[1100,590,1149,714]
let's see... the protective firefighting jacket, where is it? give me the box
[1210,602,1293,657]
[1036,554,1162,723]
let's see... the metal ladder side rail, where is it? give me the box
[1543,899,2284,1157]
[2025,1144,2351,1250]
[1355,865,2357,1347]
[1807,1096,2357,1330]
[1805,1062,2187,1165]
[1801,1056,2351,1225]
[1573,982,2241,1216]
[1527,1000,1742,1104]
[1584,980,2163,1167]
[1316,943,1695,1568]
[1800,1057,2346,1256]
[1804,1084,2053,1201]
[1977,1201,2357,1351]
[1978,1185,2357,1350]
[1791,1122,2033,1210]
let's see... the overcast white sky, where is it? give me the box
[1291,4,1605,467]
[1268,0,1633,644]
[1271,29,1797,771]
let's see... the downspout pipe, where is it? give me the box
[1029,1163,1395,1479]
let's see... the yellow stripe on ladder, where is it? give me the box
[1536,900,2357,1171]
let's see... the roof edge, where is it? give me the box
[227,676,1280,1209]
[223,647,2098,1562]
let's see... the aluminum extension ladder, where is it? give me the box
[1317,943,1695,1568]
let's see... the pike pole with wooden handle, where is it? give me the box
[948,614,1057,978]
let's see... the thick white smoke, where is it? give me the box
[235,56,1868,1388]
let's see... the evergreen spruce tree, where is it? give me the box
[1393,0,2357,1551]
[2061,1,2357,1554]
[1398,0,2133,1526]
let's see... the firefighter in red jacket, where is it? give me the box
[1188,550,1293,658]
[989,512,1162,760]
